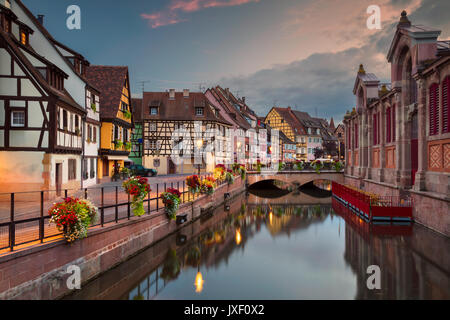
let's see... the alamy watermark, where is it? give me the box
[367,265,381,290]
[67,5,81,30]
[66,265,81,290]
[367,5,382,30]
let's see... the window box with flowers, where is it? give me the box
[161,188,182,220]
[213,164,226,182]
[114,139,123,149]
[123,110,132,120]
[295,160,305,171]
[125,141,132,151]
[123,176,151,216]
[186,175,201,195]
[49,197,97,243]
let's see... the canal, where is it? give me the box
[65,185,450,300]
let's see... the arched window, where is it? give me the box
[443,76,449,133]
[429,84,440,136]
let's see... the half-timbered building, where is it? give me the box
[130,98,143,165]
[85,66,134,181]
[0,0,99,192]
[141,90,232,175]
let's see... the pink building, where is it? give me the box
[344,12,450,236]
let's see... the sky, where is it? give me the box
[22,0,450,123]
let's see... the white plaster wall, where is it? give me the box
[0,78,17,96]
[10,131,40,148]
[48,154,81,187]
[21,78,41,96]
[28,101,44,127]
[0,130,4,147]
[0,100,4,126]
[12,0,87,107]
[0,48,11,75]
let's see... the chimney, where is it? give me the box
[183,89,190,98]
[37,15,45,25]
[169,89,175,100]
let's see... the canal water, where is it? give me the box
[65,187,450,300]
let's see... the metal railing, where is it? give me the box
[0,174,227,253]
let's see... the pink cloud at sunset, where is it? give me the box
[142,0,260,28]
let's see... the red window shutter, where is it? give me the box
[443,77,449,133]
[430,84,440,135]
[392,104,396,141]
[386,107,391,143]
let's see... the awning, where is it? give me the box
[105,156,130,161]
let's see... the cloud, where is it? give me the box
[142,0,260,28]
[218,0,448,123]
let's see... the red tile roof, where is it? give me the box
[85,66,130,119]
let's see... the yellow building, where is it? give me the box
[85,66,133,180]
[265,107,308,161]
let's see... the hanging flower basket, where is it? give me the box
[123,176,151,216]
[225,170,235,185]
[232,163,246,180]
[124,110,132,120]
[161,188,181,220]
[49,197,97,243]
[213,164,226,182]
[186,175,201,195]
[311,160,324,174]
[332,160,344,172]
[295,160,305,171]
[201,177,216,195]
[278,161,286,172]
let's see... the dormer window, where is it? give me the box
[195,107,204,116]
[150,107,158,115]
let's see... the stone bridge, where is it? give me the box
[247,170,344,187]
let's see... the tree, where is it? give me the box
[322,141,338,157]
[313,147,324,159]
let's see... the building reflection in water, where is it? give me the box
[64,192,450,300]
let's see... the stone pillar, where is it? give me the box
[394,92,402,186]
[414,78,427,191]
[366,110,372,180]
[360,113,368,179]
[379,104,386,182]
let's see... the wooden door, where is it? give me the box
[168,159,176,174]
[103,159,109,177]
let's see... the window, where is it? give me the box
[150,123,157,132]
[149,140,157,150]
[373,113,378,145]
[392,105,396,142]
[195,107,204,116]
[4,16,11,33]
[83,159,88,180]
[11,110,25,127]
[386,107,391,143]
[443,76,449,133]
[429,84,439,136]
[150,107,158,115]
[20,30,28,46]
[68,159,77,181]
[122,102,128,112]
[90,159,96,179]
[124,129,128,142]
[93,127,97,143]
[63,110,68,130]
[355,123,359,148]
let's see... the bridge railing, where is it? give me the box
[331,182,413,222]
[0,174,221,254]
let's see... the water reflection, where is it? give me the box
[64,193,450,300]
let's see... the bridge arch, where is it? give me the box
[247,171,345,188]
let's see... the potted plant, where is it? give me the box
[232,163,246,180]
[278,161,285,172]
[123,176,151,216]
[49,197,97,243]
[120,167,130,180]
[75,128,81,136]
[91,103,97,113]
[186,175,201,194]
[161,188,182,220]
[125,141,132,151]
